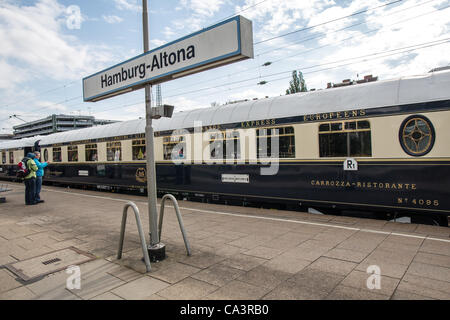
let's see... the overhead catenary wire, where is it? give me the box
[253,0,404,45]
[1,0,447,124]
[93,37,450,111]
[212,0,270,24]
[0,80,78,109]
[259,0,443,57]
[0,1,272,111]
[167,0,447,94]
[0,0,406,112]
[162,38,450,99]
[166,39,450,101]
[6,39,449,122]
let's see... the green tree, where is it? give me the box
[286,70,307,94]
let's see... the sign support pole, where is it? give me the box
[84,2,253,263]
[142,0,165,261]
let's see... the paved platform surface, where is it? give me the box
[0,182,449,300]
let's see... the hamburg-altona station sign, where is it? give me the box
[83,16,253,102]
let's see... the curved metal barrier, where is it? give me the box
[158,194,191,256]
[117,201,151,272]
[0,184,10,203]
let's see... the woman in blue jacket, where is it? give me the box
[34,151,49,203]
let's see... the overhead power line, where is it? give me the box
[269,5,450,64]
[0,80,78,109]
[162,38,450,99]
[214,0,270,24]
[1,0,447,120]
[254,0,403,45]
[32,96,82,113]
[92,37,450,113]
[167,1,448,94]
[258,0,441,57]
[0,0,404,111]
[31,36,450,118]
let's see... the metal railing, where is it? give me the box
[117,201,151,272]
[0,184,11,193]
[117,195,191,273]
[158,194,191,256]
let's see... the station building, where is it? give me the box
[12,114,118,139]
[0,134,13,141]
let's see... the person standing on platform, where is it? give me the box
[33,151,48,203]
[24,153,38,205]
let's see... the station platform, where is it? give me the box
[0,182,449,300]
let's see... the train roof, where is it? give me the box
[0,136,45,150]
[1,70,450,150]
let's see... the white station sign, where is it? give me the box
[83,16,253,102]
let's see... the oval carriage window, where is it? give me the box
[43,149,48,162]
[399,115,435,156]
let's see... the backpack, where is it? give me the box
[16,157,31,179]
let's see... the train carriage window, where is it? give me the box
[163,135,185,160]
[209,133,222,159]
[399,115,435,156]
[53,147,62,162]
[331,123,343,131]
[349,131,372,156]
[132,139,146,160]
[285,127,294,134]
[345,122,356,130]
[357,121,370,129]
[319,124,330,132]
[1,151,5,164]
[257,126,295,158]
[225,131,241,160]
[107,142,122,161]
[68,146,78,162]
[43,149,48,162]
[85,144,98,162]
[319,120,372,157]
[9,152,14,164]
[209,131,241,160]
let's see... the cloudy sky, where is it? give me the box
[0,0,449,133]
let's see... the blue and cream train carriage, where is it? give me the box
[1,70,450,225]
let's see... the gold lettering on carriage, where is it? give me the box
[310,179,417,190]
[241,119,276,128]
[202,125,222,132]
[304,109,366,122]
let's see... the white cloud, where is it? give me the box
[124,103,144,114]
[0,59,27,90]
[114,0,141,12]
[1,0,449,131]
[102,15,123,24]
[235,0,334,41]
[229,88,275,101]
[150,39,167,47]
[179,0,225,17]
[163,26,176,38]
[233,0,450,91]
[170,0,226,33]
[0,0,118,83]
[165,95,209,112]
[173,16,204,32]
[308,0,450,85]
[0,0,124,133]
[35,100,69,112]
